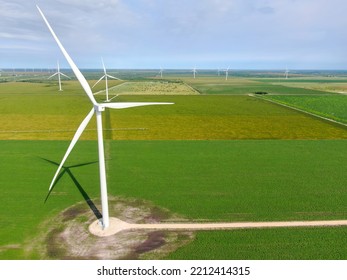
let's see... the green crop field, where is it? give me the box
[169,227,347,259]
[0,74,347,260]
[165,76,336,95]
[1,140,347,259]
[263,95,347,124]
[255,77,347,94]
[1,82,346,141]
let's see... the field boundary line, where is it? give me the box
[182,82,201,94]
[0,128,148,134]
[251,94,347,128]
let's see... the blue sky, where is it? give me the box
[1,0,347,69]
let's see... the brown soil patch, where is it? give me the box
[27,196,194,260]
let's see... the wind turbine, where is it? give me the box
[37,6,173,229]
[224,66,230,81]
[192,67,197,79]
[158,67,163,78]
[48,60,70,91]
[285,67,289,79]
[92,58,121,102]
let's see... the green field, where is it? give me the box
[263,95,347,124]
[0,73,347,260]
[168,77,336,95]
[169,227,347,259]
[255,77,347,94]
[1,140,347,259]
[1,82,347,140]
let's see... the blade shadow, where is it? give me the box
[41,157,102,220]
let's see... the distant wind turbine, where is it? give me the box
[192,67,197,79]
[93,58,121,102]
[37,5,173,229]
[48,61,70,91]
[285,67,289,79]
[224,66,230,81]
[158,67,164,78]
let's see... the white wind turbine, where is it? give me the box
[285,67,289,79]
[92,58,121,102]
[158,67,164,78]
[192,67,197,78]
[48,60,70,91]
[37,6,173,229]
[224,66,230,81]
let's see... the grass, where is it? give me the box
[0,139,346,259]
[168,227,347,259]
[110,140,347,222]
[0,140,100,259]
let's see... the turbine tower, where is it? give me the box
[192,67,197,79]
[285,67,289,79]
[37,6,173,229]
[225,66,230,81]
[158,67,163,78]
[93,58,121,102]
[48,60,70,91]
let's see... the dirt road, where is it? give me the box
[89,217,347,237]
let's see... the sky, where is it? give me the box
[1,0,347,70]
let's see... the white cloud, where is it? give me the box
[1,0,347,68]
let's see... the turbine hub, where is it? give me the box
[94,105,105,112]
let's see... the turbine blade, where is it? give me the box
[37,6,97,106]
[48,108,95,191]
[101,57,106,75]
[48,72,58,79]
[106,74,121,80]
[92,75,105,88]
[102,102,174,109]
[60,72,71,79]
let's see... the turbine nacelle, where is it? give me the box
[95,105,105,112]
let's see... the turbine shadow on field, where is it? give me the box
[41,158,102,220]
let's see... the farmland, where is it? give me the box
[1,82,347,141]
[0,71,346,259]
[107,81,198,96]
[263,95,347,124]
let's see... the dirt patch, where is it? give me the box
[134,231,166,254]
[61,204,86,222]
[27,196,194,260]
